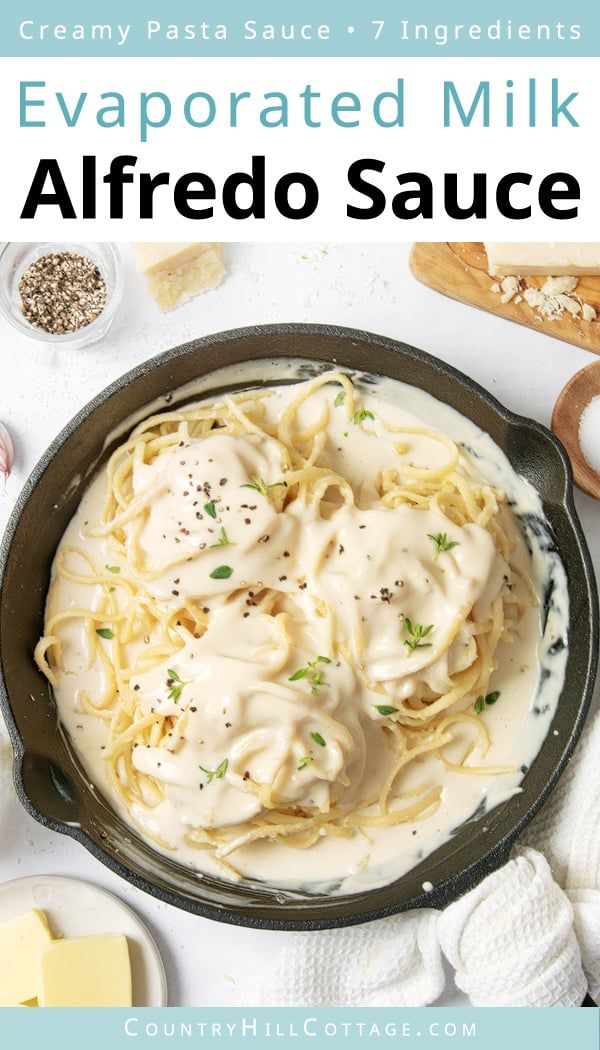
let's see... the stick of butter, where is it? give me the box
[39,933,132,1007]
[0,909,53,1005]
[485,243,600,277]
[134,242,225,311]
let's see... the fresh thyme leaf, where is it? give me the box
[210,526,235,549]
[241,477,287,501]
[334,391,347,407]
[289,667,308,681]
[427,532,460,556]
[310,673,326,696]
[289,656,331,694]
[404,619,434,651]
[241,478,267,496]
[209,564,233,580]
[353,408,375,424]
[166,668,190,703]
[199,758,228,783]
[310,732,326,748]
[204,500,217,519]
[96,627,115,640]
[105,565,121,574]
[298,755,314,771]
[374,704,400,716]
[474,690,502,715]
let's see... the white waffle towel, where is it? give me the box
[240,711,600,1007]
[438,848,585,1006]
[522,708,600,1001]
[240,911,444,1007]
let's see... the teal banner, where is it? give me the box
[1,1,599,57]
[0,1008,598,1048]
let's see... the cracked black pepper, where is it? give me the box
[18,251,107,335]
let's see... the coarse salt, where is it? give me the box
[579,396,600,475]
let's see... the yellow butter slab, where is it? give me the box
[39,934,132,1007]
[0,909,53,1006]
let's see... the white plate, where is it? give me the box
[0,875,167,1006]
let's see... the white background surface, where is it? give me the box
[0,241,598,1006]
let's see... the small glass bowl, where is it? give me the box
[0,242,123,349]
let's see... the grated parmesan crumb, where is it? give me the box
[523,287,546,310]
[556,294,581,317]
[500,276,520,303]
[494,274,597,324]
[541,275,579,297]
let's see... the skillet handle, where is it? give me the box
[18,754,86,828]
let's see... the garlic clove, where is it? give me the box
[0,422,14,483]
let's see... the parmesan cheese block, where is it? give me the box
[39,934,132,1007]
[0,909,53,1006]
[485,243,600,277]
[134,242,225,311]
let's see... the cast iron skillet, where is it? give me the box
[0,324,597,930]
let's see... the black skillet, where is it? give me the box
[0,325,597,930]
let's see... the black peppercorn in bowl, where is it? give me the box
[0,324,597,930]
[0,242,123,349]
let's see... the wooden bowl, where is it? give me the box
[552,360,600,500]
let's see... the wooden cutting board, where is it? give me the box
[409,243,600,355]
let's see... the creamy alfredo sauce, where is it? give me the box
[47,362,569,894]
